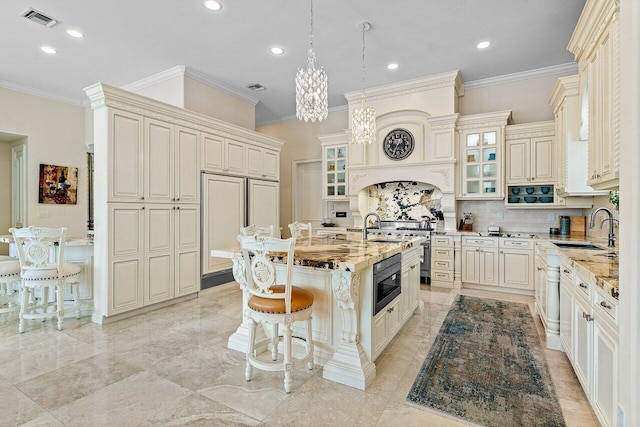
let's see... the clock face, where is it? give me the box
[383,129,414,160]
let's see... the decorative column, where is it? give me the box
[323,270,376,390]
[545,256,562,350]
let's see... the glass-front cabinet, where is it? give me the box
[322,143,348,199]
[461,129,499,198]
[457,111,511,200]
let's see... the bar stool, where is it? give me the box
[9,227,81,333]
[238,234,314,393]
[288,222,312,239]
[0,256,21,314]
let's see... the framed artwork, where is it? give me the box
[39,164,78,204]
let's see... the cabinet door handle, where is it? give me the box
[176,206,181,210]
[172,198,175,201]
[600,301,612,310]
[141,197,145,201]
[172,207,175,210]
[410,265,416,269]
[578,283,588,289]
[563,269,571,274]
[537,267,543,271]
[531,177,535,181]
[387,306,395,313]
[141,207,145,211]
[176,198,180,202]
[500,250,504,254]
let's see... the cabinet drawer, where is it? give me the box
[462,236,497,247]
[594,289,618,325]
[574,270,592,299]
[431,270,453,282]
[560,262,573,283]
[499,238,533,249]
[432,259,452,271]
[431,235,453,247]
[431,247,453,260]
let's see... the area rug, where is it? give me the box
[406,295,565,427]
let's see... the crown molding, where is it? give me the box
[121,65,260,106]
[549,74,580,110]
[256,104,349,127]
[456,110,513,130]
[0,79,85,108]
[505,120,555,140]
[344,70,464,104]
[464,63,579,90]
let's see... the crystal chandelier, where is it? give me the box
[295,0,328,122]
[352,22,376,144]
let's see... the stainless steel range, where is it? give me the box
[366,220,432,284]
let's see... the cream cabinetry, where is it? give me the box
[247,145,279,180]
[568,0,620,190]
[430,234,454,288]
[505,122,555,185]
[457,111,511,200]
[498,238,534,290]
[461,236,498,286]
[561,265,619,427]
[401,247,420,323]
[201,133,246,175]
[321,142,348,199]
[108,110,144,202]
[144,120,200,204]
[87,83,283,322]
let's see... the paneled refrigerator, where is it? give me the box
[201,173,279,286]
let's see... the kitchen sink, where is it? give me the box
[553,242,604,250]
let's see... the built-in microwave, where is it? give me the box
[372,253,402,315]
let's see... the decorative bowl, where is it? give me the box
[511,187,521,195]
[539,196,554,203]
[524,196,537,203]
[525,187,535,194]
[485,187,496,193]
[508,196,520,203]
[540,186,551,194]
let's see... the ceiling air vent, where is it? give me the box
[247,83,266,92]
[21,8,61,28]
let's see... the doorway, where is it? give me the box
[0,132,27,255]
[292,159,323,229]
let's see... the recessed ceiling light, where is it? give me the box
[477,41,491,49]
[203,1,222,11]
[270,46,284,55]
[387,63,399,70]
[66,29,84,38]
[40,46,56,54]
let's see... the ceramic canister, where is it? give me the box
[559,216,571,236]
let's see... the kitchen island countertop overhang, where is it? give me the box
[211,235,424,390]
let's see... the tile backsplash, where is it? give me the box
[457,200,584,234]
[368,181,443,220]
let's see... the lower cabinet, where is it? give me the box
[372,297,401,361]
[430,235,454,287]
[108,203,200,317]
[562,265,619,427]
[461,237,498,286]
[498,245,534,289]
[401,247,420,323]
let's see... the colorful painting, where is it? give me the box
[38,164,78,204]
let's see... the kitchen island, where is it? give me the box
[211,234,423,390]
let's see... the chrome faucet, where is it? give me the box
[362,212,381,240]
[589,207,619,248]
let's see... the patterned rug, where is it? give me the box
[406,295,565,427]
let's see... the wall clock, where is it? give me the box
[383,128,415,160]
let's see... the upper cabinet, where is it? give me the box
[108,110,144,202]
[457,111,511,200]
[505,122,555,185]
[568,0,620,190]
[549,74,607,199]
[247,145,279,181]
[322,143,348,199]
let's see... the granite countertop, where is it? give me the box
[211,235,421,272]
[536,239,619,300]
[0,234,94,246]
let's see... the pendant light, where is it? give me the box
[351,22,376,144]
[295,0,328,122]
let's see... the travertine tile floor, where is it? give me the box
[0,284,599,426]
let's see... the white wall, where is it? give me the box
[460,73,575,124]
[0,87,88,237]
[129,74,185,109]
[184,77,255,130]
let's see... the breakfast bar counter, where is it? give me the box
[211,235,423,390]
